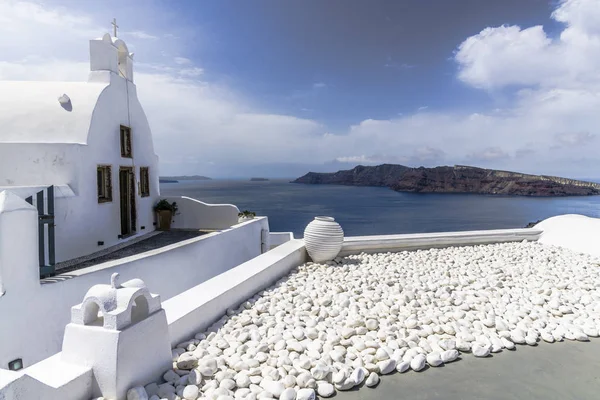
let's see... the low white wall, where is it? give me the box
[339,227,543,256]
[269,231,294,250]
[0,204,269,368]
[0,354,93,400]
[165,239,307,347]
[536,214,600,257]
[163,196,240,230]
[0,239,305,400]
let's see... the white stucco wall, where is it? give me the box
[0,234,300,400]
[269,232,295,250]
[340,227,544,256]
[0,197,269,369]
[0,37,161,263]
[0,354,93,400]
[164,196,240,230]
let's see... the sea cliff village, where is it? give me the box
[0,26,600,400]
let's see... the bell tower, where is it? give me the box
[89,20,134,82]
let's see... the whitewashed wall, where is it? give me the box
[0,70,161,263]
[164,196,240,231]
[0,193,269,369]
[0,238,305,400]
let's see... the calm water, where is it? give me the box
[160,179,600,238]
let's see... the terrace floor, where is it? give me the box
[48,230,208,276]
[337,339,600,400]
[157,240,600,400]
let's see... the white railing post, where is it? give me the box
[0,190,39,297]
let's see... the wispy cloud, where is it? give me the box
[554,131,596,147]
[384,56,416,70]
[174,57,192,65]
[122,30,158,40]
[179,67,204,77]
[466,147,510,162]
[312,82,327,89]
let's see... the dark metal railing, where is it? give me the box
[25,185,55,278]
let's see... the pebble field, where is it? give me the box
[128,241,600,400]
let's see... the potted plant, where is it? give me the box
[154,199,178,231]
[238,210,256,222]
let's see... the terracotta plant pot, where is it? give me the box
[303,216,344,262]
[157,210,173,231]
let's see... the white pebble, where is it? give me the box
[377,359,396,375]
[296,388,316,400]
[441,349,459,363]
[472,343,490,358]
[127,387,148,400]
[317,382,335,397]
[426,352,443,367]
[279,388,296,400]
[182,385,199,400]
[396,361,410,373]
[365,372,380,388]
[410,354,426,371]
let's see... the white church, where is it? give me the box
[0,30,160,265]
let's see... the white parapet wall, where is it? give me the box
[268,231,295,250]
[165,239,307,347]
[339,227,544,256]
[164,195,240,231]
[0,191,269,369]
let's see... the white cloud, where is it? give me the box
[466,147,510,162]
[174,57,192,65]
[179,67,204,77]
[335,155,403,164]
[123,31,158,40]
[1,0,599,178]
[554,131,596,146]
[414,146,445,162]
[455,0,600,90]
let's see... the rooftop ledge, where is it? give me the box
[340,227,543,256]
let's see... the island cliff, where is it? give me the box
[292,164,600,197]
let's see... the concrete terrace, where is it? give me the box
[49,230,209,276]
[336,340,600,400]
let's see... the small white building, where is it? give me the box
[0,33,160,264]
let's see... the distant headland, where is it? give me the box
[159,175,212,183]
[250,177,270,182]
[292,164,600,197]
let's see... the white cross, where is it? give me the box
[111,18,119,37]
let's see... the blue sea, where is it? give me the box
[160,179,600,238]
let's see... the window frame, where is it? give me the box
[97,165,113,203]
[120,125,132,158]
[140,167,150,197]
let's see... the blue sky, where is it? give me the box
[1,0,599,179]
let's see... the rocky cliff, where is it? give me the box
[292,164,600,197]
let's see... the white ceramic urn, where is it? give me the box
[303,216,344,263]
